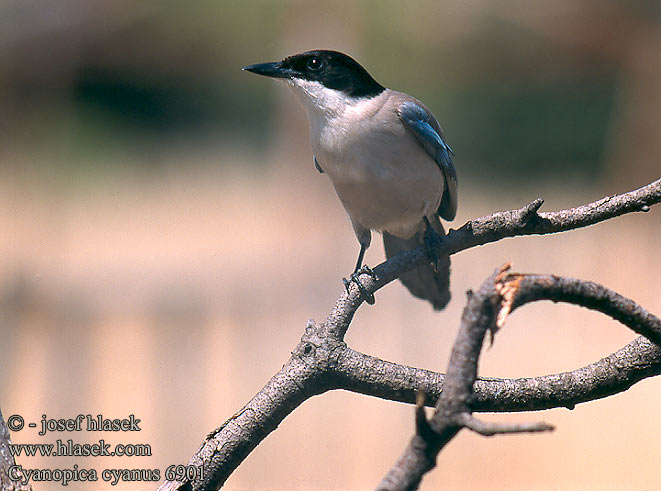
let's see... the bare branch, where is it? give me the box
[335,179,661,338]
[157,180,661,491]
[457,413,554,436]
[0,408,32,491]
[378,264,661,490]
[377,265,510,491]
[333,336,661,412]
[498,273,661,345]
[156,321,340,491]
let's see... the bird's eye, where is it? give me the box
[307,57,322,71]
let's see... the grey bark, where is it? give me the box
[157,179,661,491]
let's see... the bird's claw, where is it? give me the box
[343,265,377,305]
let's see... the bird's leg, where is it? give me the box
[342,243,377,305]
[423,217,442,272]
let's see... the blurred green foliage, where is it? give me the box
[442,82,615,181]
[0,0,648,182]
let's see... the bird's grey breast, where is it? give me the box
[313,90,446,238]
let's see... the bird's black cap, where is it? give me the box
[243,50,385,98]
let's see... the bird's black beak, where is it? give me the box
[242,61,291,79]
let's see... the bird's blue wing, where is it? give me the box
[399,101,458,221]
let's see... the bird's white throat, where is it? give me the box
[284,78,357,119]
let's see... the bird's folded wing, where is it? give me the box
[398,101,458,221]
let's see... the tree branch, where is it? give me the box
[333,336,661,412]
[338,178,661,331]
[377,265,661,490]
[497,273,661,344]
[377,265,548,490]
[156,322,342,491]
[0,408,32,491]
[456,413,554,436]
[157,180,661,491]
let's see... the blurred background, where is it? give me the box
[1,1,660,490]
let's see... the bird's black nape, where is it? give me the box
[281,50,385,98]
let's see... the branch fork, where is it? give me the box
[155,179,660,491]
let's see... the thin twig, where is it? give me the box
[457,413,554,436]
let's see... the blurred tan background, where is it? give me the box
[1,1,660,490]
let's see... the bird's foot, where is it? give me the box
[423,224,443,273]
[343,265,377,305]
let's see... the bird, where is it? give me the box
[243,50,458,310]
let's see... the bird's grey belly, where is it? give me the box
[319,142,444,239]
